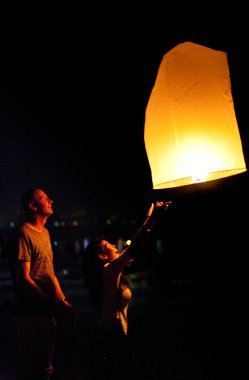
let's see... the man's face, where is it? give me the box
[32,189,54,217]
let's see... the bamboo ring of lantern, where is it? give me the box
[144,42,247,190]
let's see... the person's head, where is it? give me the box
[95,239,119,264]
[82,238,130,306]
[21,188,53,218]
[83,238,119,266]
[82,238,118,307]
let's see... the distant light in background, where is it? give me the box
[83,238,89,250]
[144,42,247,189]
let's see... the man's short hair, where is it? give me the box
[21,188,39,214]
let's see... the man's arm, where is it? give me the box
[16,261,77,321]
[51,273,78,322]
[52,274,66,301]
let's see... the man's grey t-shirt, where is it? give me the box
[8,224,56,315]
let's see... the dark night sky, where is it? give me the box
[0,14,248,225]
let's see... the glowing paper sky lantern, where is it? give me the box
[144,41,247,189]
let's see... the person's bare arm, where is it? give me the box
[107,202,170,274]
[52,274,78,321]
[17,261,77,321]
[52,274,66,301]
[127,201,172,256]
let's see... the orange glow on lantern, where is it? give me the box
[144,42,247,189]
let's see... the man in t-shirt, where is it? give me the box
[8,188,77,380]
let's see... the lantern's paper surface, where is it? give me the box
[144,41,247,189]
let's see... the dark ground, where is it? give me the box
[0,253,249,380]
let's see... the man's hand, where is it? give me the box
[53,299,78,323]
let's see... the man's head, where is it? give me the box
[22,188,53,217]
